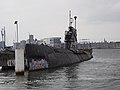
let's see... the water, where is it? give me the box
[0,49,120,90]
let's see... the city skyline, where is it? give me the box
[0,0,120,45]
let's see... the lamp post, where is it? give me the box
[74,16,77,29]
[14,21,18,43]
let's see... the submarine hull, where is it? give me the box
[25,44,93,71]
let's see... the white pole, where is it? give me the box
[15,48,24,75]
[14,21,19,44]
[16,23,18,43]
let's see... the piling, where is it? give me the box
[15,48,24,75]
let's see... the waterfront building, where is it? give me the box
[26,34,36,44]
[37,37,61,48]
[12,35,120,50]
[78,40,120,49]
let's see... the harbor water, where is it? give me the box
[0,49,120,90]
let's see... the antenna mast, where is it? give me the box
[74,16,77,29]
[1,26,6,49]
[69,10,73,26]
[4,26,6,47]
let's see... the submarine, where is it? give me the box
[25,11,93,71]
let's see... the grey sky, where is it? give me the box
[0,0,120,45]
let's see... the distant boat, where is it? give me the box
[25,11,93,71]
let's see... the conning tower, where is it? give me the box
[65,11,77,50]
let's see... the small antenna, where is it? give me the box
[1,26,6,48]
[1,28,4,42]
[4,26,6,47]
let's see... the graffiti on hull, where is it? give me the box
[29,58,48,70]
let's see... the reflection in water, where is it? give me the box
[64,64,79,90]
[27,64,80,90]
[27,70,54,89]
[65,64,79,80]
[28,70,51,81]
[27,68,66,89]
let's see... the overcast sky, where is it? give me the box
[0,0,120,45]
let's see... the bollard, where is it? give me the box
[15,48,24,75]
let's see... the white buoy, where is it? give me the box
[15,48,24,75]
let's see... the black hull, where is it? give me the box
[25,44,93,71]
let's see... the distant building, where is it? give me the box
[14,37,36,50]
[115,42,120,48]
[0,41,5,49]
[37,37,61,48]
[78,39,120,49]
[12,35,120,50]
[19,40,26,49]
[29,34,34,43]
[12,36,62,50]
[26,34,36,44]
